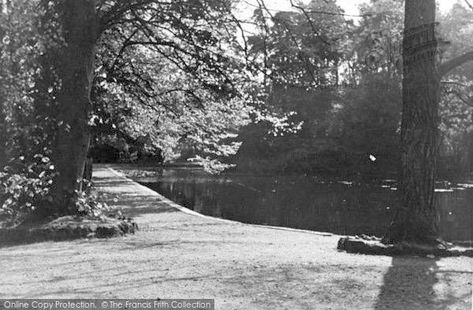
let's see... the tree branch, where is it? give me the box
[99,0,167,32]
[465,0,473,11]
[255,0,318,86]
[444,89,473,108]
[241,0,370,17]
[289,0,331,46]
[440,50,473,76]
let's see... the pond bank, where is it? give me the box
[0,164,471,309]
[115,164,473,244]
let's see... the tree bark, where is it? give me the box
[0,101,6,169]
[383,0,441,244]
[51,0,98,213]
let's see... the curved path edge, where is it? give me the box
[106,165,335,237]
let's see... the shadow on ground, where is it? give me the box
[374,257,471,310]
[94,181,179,218]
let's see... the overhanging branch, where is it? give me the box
[289,0,331,46]
[465,0,473,10]
[439,50,473,76]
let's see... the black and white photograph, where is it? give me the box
[0,0,472,309]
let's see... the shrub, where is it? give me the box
[0,154,56,225]
[0,154,110,226]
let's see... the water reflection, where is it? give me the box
[139,168,473,242]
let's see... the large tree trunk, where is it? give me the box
[383,0,441,244]
[51,0,98,213]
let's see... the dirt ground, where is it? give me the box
[1,165,471,310]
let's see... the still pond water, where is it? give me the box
[139,167,473,242]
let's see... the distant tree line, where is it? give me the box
[232,0,473,180]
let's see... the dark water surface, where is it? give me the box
[138,167,473,242]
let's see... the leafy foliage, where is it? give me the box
[90,0,256,171]
[0,154,55,225]
[248,0,350,89]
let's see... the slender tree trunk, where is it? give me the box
[0,101,6,169]
[383,0,441,244]
[51,0,98,213]
[0,0,12,168]
[465,118,473,175]
[0,3,3,166]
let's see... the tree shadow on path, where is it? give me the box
[374,256,470,310]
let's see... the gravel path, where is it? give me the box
[1,165,471,309]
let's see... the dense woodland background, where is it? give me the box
[0,0,472,243]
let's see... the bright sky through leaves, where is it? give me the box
[239,0,458,18]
